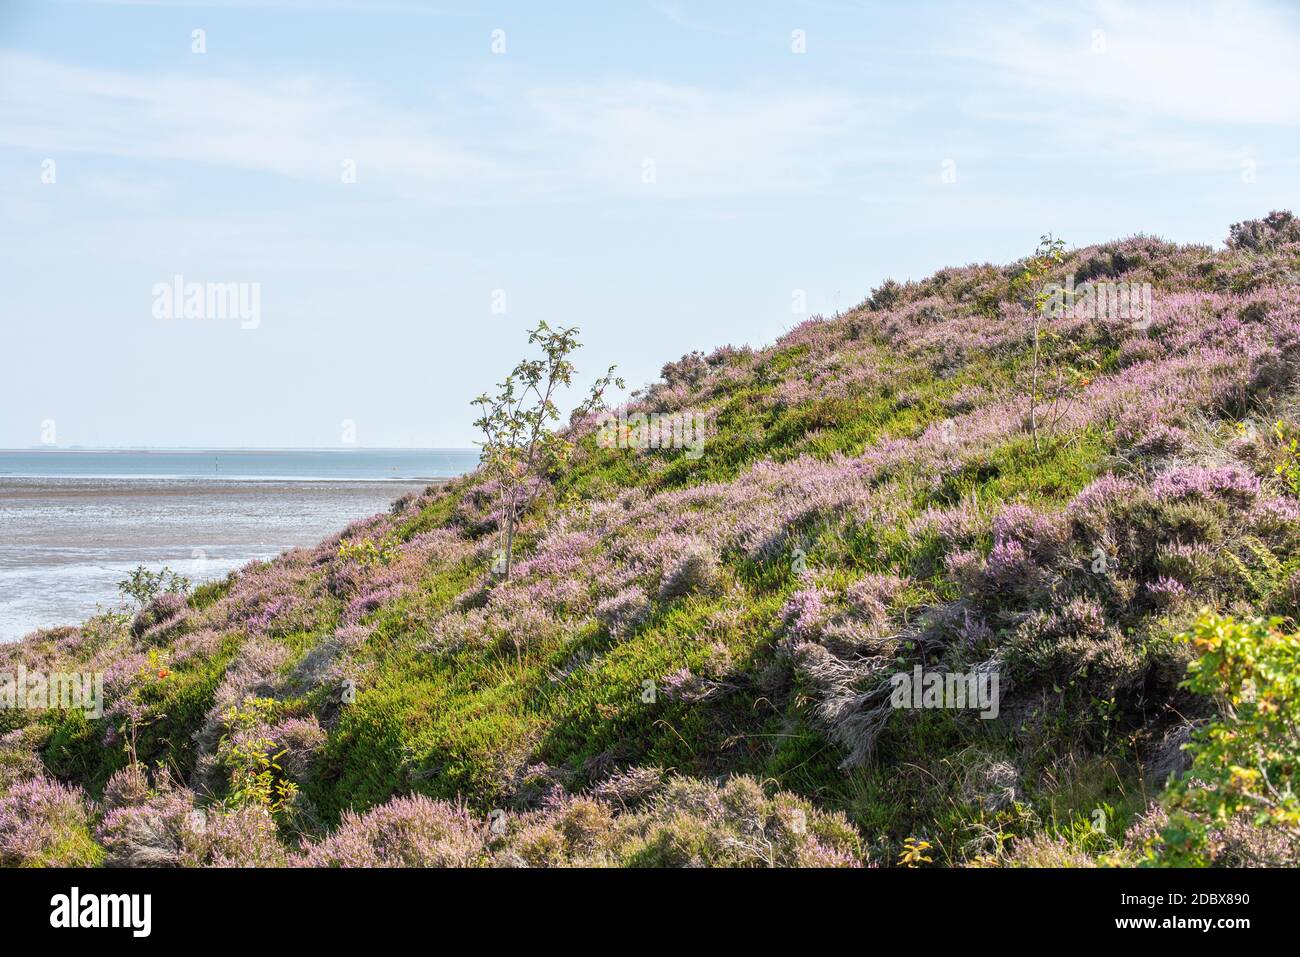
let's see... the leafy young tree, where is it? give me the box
[472,321,621,580]
[218,696,298,816]
[116,564,190,608]
[1012,234,1067,453]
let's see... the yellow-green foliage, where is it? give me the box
[1151,612,1300,866]
[338,533,401,568]
[1272,420,1300,497]
[217,697,298,815]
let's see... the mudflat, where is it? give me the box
[0,476,438,642]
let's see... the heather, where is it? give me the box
[297,774,861,868]
[3,213,1300,867]
[0,773,101,867]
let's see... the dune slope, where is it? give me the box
[4,212,1300,868]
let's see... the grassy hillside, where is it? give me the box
[4,212,1300,867]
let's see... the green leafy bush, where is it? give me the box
[1272,421,1300,497]
[216,697,299,816]
[1153,612,1300,866]
[116,565,190,608]
[338,533,401,568]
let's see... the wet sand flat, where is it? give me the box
[0,477,437,642]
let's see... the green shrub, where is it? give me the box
[1151,612,1300,866]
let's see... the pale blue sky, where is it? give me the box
[2,0,1297,448]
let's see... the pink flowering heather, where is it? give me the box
[907,498,989,546]
[943,384,988,414]
[243,594,311,634]
[193,639,294,754]
[170,627,225,667]
[1068,475,1141,524]
[299,795,486,868]
[1145,577,1188,606]
[1151,464,1261,503]
[659,541,721,600]
[333,623,374,650]
[984,538,1039,592]
[659,667,710,703]
[1116,336,1167,368]
[203,807,288,868]
[513,529,600,580]
[1133,422,1188,456]
[342,584,407,626]
[102,764,152,811]
[1249,496,1300,537]
[595,586,650,636]
[96,789,197,867]
[781,587,831,640]
[991,505,1064,556]
[207,557,324,636]
[944,549,986,592]
[269,716,328,780]
[955,609,996,648]
[103,650,152,696]
[131,591,188,638]
[0,777,101,867]
[844,574,904,625]
[97,789,287,867]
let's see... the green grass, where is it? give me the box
[294,349,1120,836]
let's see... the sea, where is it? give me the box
[0,449,479,642]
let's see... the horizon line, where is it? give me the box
[0,446,481,453]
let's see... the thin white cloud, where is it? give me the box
[654,2,741,38]
[66,1,370,7]
[523,80,911,199]
[0,52,907,203]
[965,0,1300,126]
[0,53,504,200]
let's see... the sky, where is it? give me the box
[1,0,1297,449]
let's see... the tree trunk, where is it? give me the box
[504,511,516,580]
[1030,315,1041,453]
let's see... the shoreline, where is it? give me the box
[0,473,452,481]
[0,476,444,501]
[0,476,448,642]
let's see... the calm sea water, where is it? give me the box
[0,449,479,642]
[0,448,479,482]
